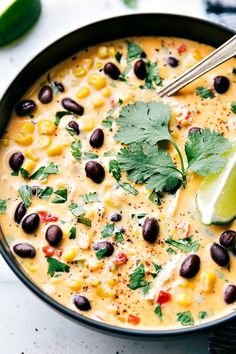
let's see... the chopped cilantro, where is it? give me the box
[115,51,122,63]
[129,264,146,290]
[102,224,115,237]
[231,102,236,114]
[11,171,19,176]
[167,247,177,255]
[95,248,107,260]
[143,281,151,295]
[0,199,7,214]
[71,140,82,160]
[148,190,163,206]
[47,257,70,277]
[109,159,121,181]
[198,311,208,319]
[69,226,76,239]
[37,186,54,200]
[115,230,124,243]
[18,185,32,207]
[177,311,194,326]
[118,63,132,82]
[55,111,73,126]
[118,181,139,195]
[102,116,114,129]
[20,167,29,180]
[66,127,76,136]
[104,151,115,157]
[83,152,98,160]
[151,262,162,278]
[83,192,99,203]
[30,162,59,180]
[69,203,84,217]
[127,42,143,62]
[196,87,214,99]
[131,213,147,219]
[154,304,163,321]
[140,61,162,89]
[165,236,199,253]
[77,215,91,227]
[52,189,67,204]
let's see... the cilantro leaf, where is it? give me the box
[115,101,172,146]
[30,162,59,180]
[167,247,177,255]
[52,189,67,204]
[198,311,208,319]
[83,192,99,203]
[115,51,122,63]
[118,181,139,195]
[102,117,114,129]
[151,262,162,278]
[37,186,54,200]
[109,160,121,181]
[115,230,124,243]
[143,281,151,295]
[127,42,143,62]
[102,223,115,237]
[69,226,76,239]
[83,152,98,160]
[185,129,231,176]
[177,311,194,326]
[117,143,181,193]
[69,203,84,217]
[148,190,163,206]
[0,199,7,214]
[118,64,132,82]
[165,236,199,253]
[19,185,32,207]
[196,87,214,99]
[71,140,82,160]
[77,215,91,227]
[154,304,163,321]
[95,248,107,260]
[231,102,236,114]
[20,167,29,180]
[129,264,146,290]
[55,111,73,126]
[141,61,162,89]
[47,257,70,277]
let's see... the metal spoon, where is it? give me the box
[157,34,236,98]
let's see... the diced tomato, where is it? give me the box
[128,314,140,325]
[178,44,187,55]
[38,211,58,223]
[42,245,55,257]
[112,252,128,265]
[156,290,171,305]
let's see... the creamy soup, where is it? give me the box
[0,36,236,330]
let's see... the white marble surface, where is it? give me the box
[0,1,209,353]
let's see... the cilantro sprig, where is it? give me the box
[47,257,70,277]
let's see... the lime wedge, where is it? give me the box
[196,141,236,225]
[0,0,41,47]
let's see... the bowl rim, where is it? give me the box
[0,12,236,339]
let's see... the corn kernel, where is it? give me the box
[107,278,117,286]
[47,144,63,156]
[81,58,94,69]
[38,120,57,136]
[1,138,9,146]
[104,193,121,208]
[73,67,87,78]
[101,87,111,98]
[56,182,67,189]
[108,46,116,57]
[201,272,217,293]
[86,209,95,219]
[87,73,106,90]
[193,50,202,61]
[97,46,109,59]
[40,177,48,184]
[87,277,100,287]
[89,259,103,271]
[37,136,52,149]
[82,117,95,132]
[22,161,36,174]
[67,279,83,291]
[181,119,189,127]
[63,248,77,262]
[92,98,104,108]
[96,285,116,298]
[24,148,39,161]
[25,262,37,272]
[171,131,179,139]
[76,87,90,99]
[95,62,103,69]
[15,133,33,146]
[21,122,35,134]
[176,292,192,306]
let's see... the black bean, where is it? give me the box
[142,217,159,243]
[93,241,114,257]
[31,186,39,196]
[214,76,230,94]
[14,202,27,224]
[13,243,36,258]
[220,230,236,248]
[22,213,40,233]
[232,244,236,256]
[134,59,147,80]
[179,254,200,279]
[38,85,53,104]
[110,213,122,222]
[15,99,37,116]
[85,161,105,184]
[9,152,24,171]
[188,127,203,136]
[104,62,121,80]
[89,128,104,148]
[46,225,63,246]
[74,295,91,311]
[68,120,80,135]
[167,57,179,67]
[210,242,230,267]
[53,81,65,92]
[140,51,147,58]
[62,98,84,115]
[224,284,236,304]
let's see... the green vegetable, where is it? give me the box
[20,167,29,180]
[140,61,162,89]
[95,248,107,260]
[71,140,82,160]
[196,87,214,99]
[77,215,91,227]
[69,226,76,240]
[198,311,208,319]
[115,51,122,63]
[131,213,147,219]
[102,224,115,237]
[109,159,121,181]
[129,264,147,290]
[11,171,19,176]
[0,199,7,214]
[177,311,194,326]
[148,190,163,206]
[118,181,139,195]
[69,203,84,217]
[55,111,73,126]
[65,127,76,136]
[37,186,54,200]
[231,102,236,114]
[47,257,70,277]
[167,247,177,255]
[143,281,151,295]
[30,162,59,180]
[83,192,99,203]
[165,236,199,253]
[52,189,67,204]
[151,262,162,278]
[122,0,138,8]
[154,304,163,321]
[102,117,114,129]
[18,185,32,207]
[115,231,124,243]
[118,64,132,82]
[127,42,143,62]
[104,151,115,157]
[232,68,236,75]
[83,152,98,160]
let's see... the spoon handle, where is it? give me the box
[157,34,236,98]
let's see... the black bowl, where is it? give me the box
[0,13,235,340]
